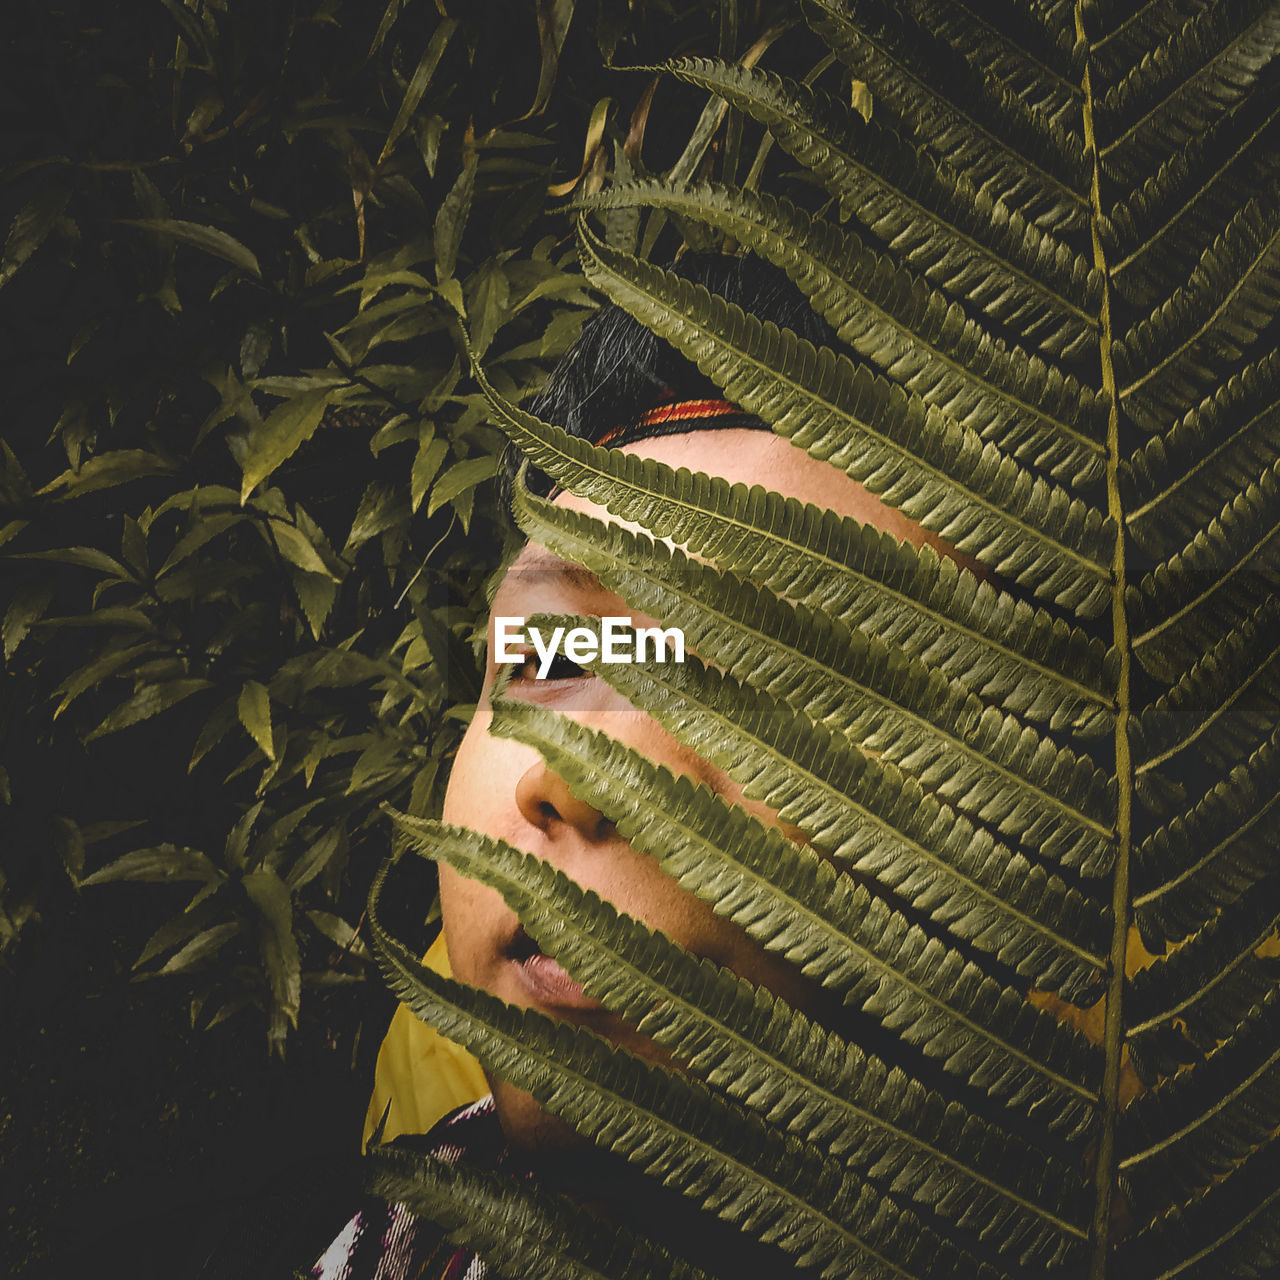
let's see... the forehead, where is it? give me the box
[501,542,603,590]
[495,426,980,602]
[544,427,958,560]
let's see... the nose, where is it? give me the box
[514,756,613,844]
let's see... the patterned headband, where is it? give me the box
[589,398,769,450]
[540,398,772,501]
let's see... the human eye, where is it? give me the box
[539,652,587,681]
[505,650,587,684]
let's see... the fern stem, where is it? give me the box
[1078,6,1134,1278]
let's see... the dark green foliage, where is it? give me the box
[1,0,695,1046]
[9,1,1280,1277]
[806,0,1091,232]
[664,57,1102,359]
[583,178,1108,485]
[363,1,1280,1277]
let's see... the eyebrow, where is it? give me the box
[503,544,603,594]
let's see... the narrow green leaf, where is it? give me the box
[242,868,301,1040]
[434,156,478,283]
[15,546,134,578]
[121,218,261,277]
[189,699,239,772]
[369,0,405,53]
[527,0,577,119]
[288,830,343,890]
[240,390,332,501]
[36,449,177,499]
[3,584,52,660]
[411,431,447,512]
[237,680,274,760]
[272,520,338,580]
[306,908,369,959]
[52,641,154,719]
[292,571,338,639]
[159,923,240,975]
[81,844,222,887]
[156,512,245,577]
[1,183,71,289]
[135,895,225,968]
[426,454,498,517]
[378,19,459,164]
[157,0,211,57]
[86,678,214,740]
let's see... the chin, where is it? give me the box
[486,1012,681,1159]
[489,1076,588,1154]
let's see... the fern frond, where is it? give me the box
[804,0,1089,233]
[534,597,1110,988]
[1096,0,1280,188]
[487,698,1102,1133]
[1118,987,1280,1215]
[1116,189,1280,433]
[367,1148,714,1280]
[1020,0,1076,47]
[1133,723,1280,946]
[891,0,1083,130]
[507,464,1116,736]
[578,180,1108,486]
[369,867,999,1280]
[1106,82,1280,307]
[1130,455,1280,681]
[578,226,1115,614]
[512,508,1116,882]
[1131,594,1280,777]
[1089,0,1213,80]
[562,615,1114,879]
[389,816,1091,1265]
[1124,347,1280,558]
[531,589,1114,901]
[664,57,1100,359]
[1127,880,1280,1074]
[1120,1142,1280,1280]
[354,0,1280,1269]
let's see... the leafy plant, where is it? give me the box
[1,0,751,1050]
[369,0,1280,1276]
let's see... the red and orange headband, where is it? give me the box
[589,398,769,450]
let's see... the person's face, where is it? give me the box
[438,428,963,1150]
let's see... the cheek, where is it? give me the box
[438,863,512,987]
[441,703,491,826]
[438,706,524,986]
[440,703,531,834]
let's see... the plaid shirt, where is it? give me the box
[311,1096,502,1280]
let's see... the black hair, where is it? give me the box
[499,252,838,510]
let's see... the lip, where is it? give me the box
[505,929,605,1011]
